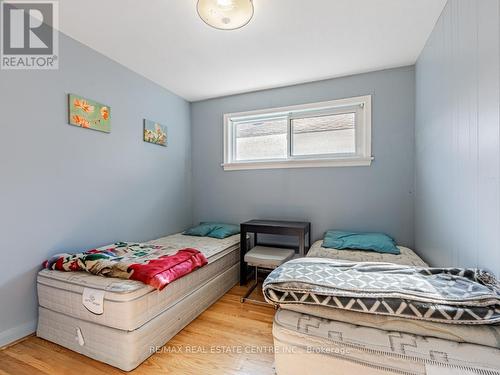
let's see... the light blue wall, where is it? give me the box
[415,0,500,276]
[191,66,416,247]
[0,33,192,346]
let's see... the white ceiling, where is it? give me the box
[59,0,446,102]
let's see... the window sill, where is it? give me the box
[222,157,373,171]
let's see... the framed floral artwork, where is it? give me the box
[143,119,167,147]
[68,94,111,133]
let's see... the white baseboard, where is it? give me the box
[0,320,36,348]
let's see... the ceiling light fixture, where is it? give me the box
[197,0,254,30]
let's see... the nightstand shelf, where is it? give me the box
[239,219,311,285]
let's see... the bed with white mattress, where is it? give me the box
[271,241,500,375]
[36,233,241,371]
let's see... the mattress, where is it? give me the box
[37,263,239,371]
[281,304,500,349]
[307,240,428,267]
[273,308,500,375]
[37,233,240,331]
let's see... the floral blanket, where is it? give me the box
[43,242,208,290]
[263,258,500,324]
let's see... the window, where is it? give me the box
[223,95,372,170]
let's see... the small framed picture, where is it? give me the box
[68,94,111,133]
[143,119,167,147]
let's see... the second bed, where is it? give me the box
[271,240,500,375]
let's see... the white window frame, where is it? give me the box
[222,95,373,171]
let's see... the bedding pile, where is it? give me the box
[268,242,500,375]
[263,257,500,324]
[43,242,207,289]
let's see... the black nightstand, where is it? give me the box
[239,219,311,285]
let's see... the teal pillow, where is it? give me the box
[183,222,240,239]
[183,223,215,237]
[206,223,240,239]
[322,230,400,254]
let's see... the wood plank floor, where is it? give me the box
[0,284,276,375]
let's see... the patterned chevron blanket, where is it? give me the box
[44,242,208,290]
[263,258,500,324]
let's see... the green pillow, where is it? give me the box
[183,222,240,239]
[322,230,400,254]
[183,223,215,237]
[206,223,240,239]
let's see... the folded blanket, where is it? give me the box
[263,258,500,325]
[44,242,208,290]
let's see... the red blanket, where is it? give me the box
[127,248,207,289]
[44,242,208,290]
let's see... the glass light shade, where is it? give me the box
[197,0,254,30]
